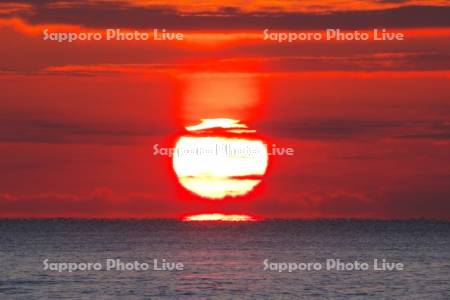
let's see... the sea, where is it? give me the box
[0,220,449,299]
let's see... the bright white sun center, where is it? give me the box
[172,119,268,199]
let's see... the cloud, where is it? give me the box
[256,119,450,141]
[2,2,449,30]
[0,189,185,218]
[0,118,174,144]
[1,17,448,74]
[35,52,450,76]
[0,116,448,145]
[257,119,387,140]
[247,53,450,72]
[1,187,449,219]
[226,188,450,219]
[374,0,410,3]
[394,121,450,140]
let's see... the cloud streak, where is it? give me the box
[2,2,450,30]
[1,188,449,219]
[257,119,450,141]
[0,117,448,145]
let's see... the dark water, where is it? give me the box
[0,220,449,299]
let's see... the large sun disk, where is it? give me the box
[172,119,268,199]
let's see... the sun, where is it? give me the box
[172,118,268,199]
[183,213,256,222]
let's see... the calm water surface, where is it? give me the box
[0,220,449,299]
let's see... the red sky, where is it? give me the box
[0,0,449,219]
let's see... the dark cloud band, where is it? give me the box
[3,2,450,29]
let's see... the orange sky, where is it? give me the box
[0,0,449,219]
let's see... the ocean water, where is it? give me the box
[0,220,449,299]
